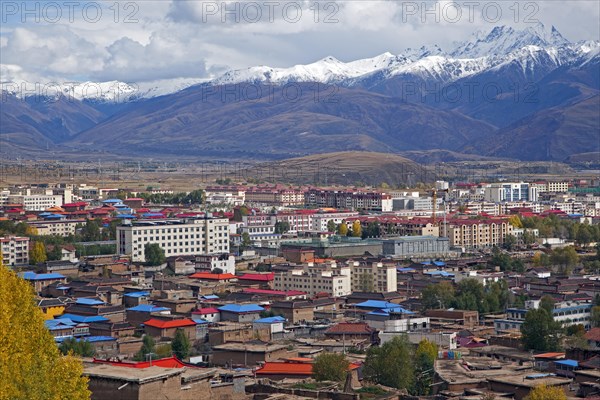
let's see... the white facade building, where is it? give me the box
[273,262,352,297]
[484,182,538,203]
[117,217,230,262]
[348,260,398,293]
[1,236,30,266]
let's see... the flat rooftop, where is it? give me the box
[213,342,288,352]
[84,364,182,383]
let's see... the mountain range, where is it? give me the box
[1,22,598,162]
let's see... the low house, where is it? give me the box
[126,304,171,327]
[211,342,293,367]
[253,316,286,336]
[255,359,362,385]
[325,322,377,343]
[20,271,67,293]
[218,304,264,323]
[143,318,197,340]
[88,321,136,338]
[192,307,221,323]
[189,272,236,283]
[270,300,314,323]
[236,273,275,289]
[45,318,89,339]
[37,297,68,320]
[122,291,151,308]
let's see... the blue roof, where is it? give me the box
[44,214,65,219]
[127,304,170,312]
[191,316,210,324]
[355,300,398,309]
[142,212,164,217]
[218,304,264,313]
[102,199,123,204]
[254,316,285,324]
[424,270,455,277]
[116,214,137,219]
[201,295,220,300]
[20,271,65,280]
[123,291,150,298]
[397,267,415,272]
[75,298,104,306]
[57,314,109,323]
[55,336,116,343]
[555,359,578,367]
[45,319,77,329]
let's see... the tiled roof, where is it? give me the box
[237,273,274,282]
[143,318,196,329]
[325,322,374,335]
[256,362,313,376]
[585,328,600,342]
[189,272,236,280]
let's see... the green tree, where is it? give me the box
[414,340,437,395]
[81,219,102,241]
[29,241,48,264]
[352,220,362,237]
[550,246,579,273]
[313,353,349,382]
[59,338,96,357]
[274,221,290,234]
[521,308,562,352]
[0,265,90,399]
[144,243,165,266]
[591,306,600,328]
[134,335,157,361]
[47,245,63,261]
[539,295,555,315]
[240,232,251,252]
[454,279,486,313]
[338,221,348,236]
[502,234,517,250]
[421,281,455,310]
[364,335,414,391]
[327,220,336,233]
[171,329,191,360]
[524,384,567,400]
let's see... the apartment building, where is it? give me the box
[484,182,538,203]
[355,216,439,237]
[245,186,305,206]
[1,236,30,266]
[273,262,352,297]
[311,211,360,232]
[7,193,63,211]
[28,219,86,237]
[117,217,230,262]
[275,211,315,232]
[348,260,397,293]
[533,181,570,193]
[495,300,592,333]
[305,188,393,212]
[194,254,235,274]
[204,186,245,206]
[446,219,514,249]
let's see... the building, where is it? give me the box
[305,188,392,212]
[28,219,86,237]
[204,186,246,206]
[382,235,449,258]
[280,236,382,259]
[194,254,235,274]
[348,259,397,293]
[218,304,264,323]
[117,216,230,262]
[245,186,305,206]
[143,318,197,340]
[1,235,30,266]
[7,192,63,211]
[273,262,352,297]
[20,271,67,293]
[446,219,514,249]
[495,300,592,333]
[310,211,359,232]
[484,182,538,203]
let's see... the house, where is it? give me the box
[255,359,362,385]
[211,342,293,367]
[44,318,89,339]
[46,244,78,262]
[189,272,236,283]
[88,321,136,338]
[218,304,264,323]
[192,307,221,323]
[37,297,68,320]
[122,291,151,308]
[324,322,378,343]
[126,304,171,327]
[143,318,197,340]
[236,273,275,289]
[19,271,67,293]
[253,316,286,336]
[270,300,314,323]
[585,328,600,349]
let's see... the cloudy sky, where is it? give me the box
[1,0,599,85]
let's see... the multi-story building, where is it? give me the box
[484,182,538,203]
[382,235,450,258]
[1,236,30,266]
[7,193,63,211]
[311,211,359,232]
[355,216,439,237]
[275,210,315,232]
[245,186,305,206]
[446,219,514,249]
[204,186,246,206]
[27,219,86,237]
[347,260,397,293]
[117,217,230,262]
[305,188,393,212]
[194,254,235,274]
[273,262,351,297]
[494,300,592,333]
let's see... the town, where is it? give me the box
[2,176,600,400]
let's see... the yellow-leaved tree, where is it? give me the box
[524,384,567,400]
[0,264,90,400]
[29,241,48,264]
[352,220,362,237]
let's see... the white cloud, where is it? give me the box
[0,0,597,84]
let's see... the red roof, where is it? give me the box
[325,322,374,335]
[189,272,236,280]
[238,273,274,282]
[93,356,187,369]
[192,307,220,315]
[586,328,600,342]
[143,318,196,329]
[63,202,88,207]
[256,362,313,376]
[243,288,305,296]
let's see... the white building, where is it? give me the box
[273,262,352,297]
[7,193,63,211]
[117,217,230,262]
[484,182,538,203]
[1,236,30,266]
[310,211,359,232]
[195,254,236,274]
[28,219,86,237]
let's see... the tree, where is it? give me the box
[539,295,555,315]
[211,267,224,274]
[48,245,63,261]
[508,215,523,228]
[81,219,102,241]
[454,279,486,313]
[421,281,455,310]
[144,243,165,266]
[0,264,90,399]
[414,340,437,395]
[502,234,517,250]
[521,308,562,352]
[352,220,362,237]
[59,338,95,357]
[274,221,290,234]
[550,246,579,273]
[134,335,157,361]
[338,221,348,236]
[364,335,414,391]
[29,241,48,264]
[591,306,600,328]
[313,353,349,382]
[327,220,336,233]
[524,384,567,400]
[240,232,251,252]
[172,329,191,360]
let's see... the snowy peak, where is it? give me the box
[450,22,571,58]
